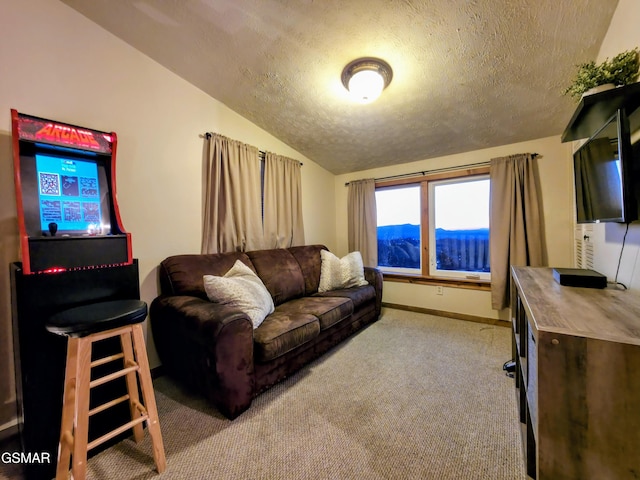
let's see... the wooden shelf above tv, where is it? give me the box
[561,81,640,142]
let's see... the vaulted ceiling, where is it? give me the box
[60,0,619,174]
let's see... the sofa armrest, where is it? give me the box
[364,267,383,317]
[149,295,255,419]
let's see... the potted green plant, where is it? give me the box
[563,48,640,99]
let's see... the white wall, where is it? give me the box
[575,0,640,288]
[334,135,575,321]
[0,0,335,429]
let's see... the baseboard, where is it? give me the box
[381,302,510,328]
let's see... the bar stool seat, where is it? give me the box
[47,299,148,337]
[47,299,166,480]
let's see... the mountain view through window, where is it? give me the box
[376,177,490,276]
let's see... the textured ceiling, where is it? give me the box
[60,0,619,174]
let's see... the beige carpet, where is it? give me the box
[2,308,525,480]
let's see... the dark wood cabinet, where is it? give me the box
[511,266,640,479]
[11,261,141,480]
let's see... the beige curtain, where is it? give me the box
[201,134,264,253]
[347,179,377,267]
[490,153,544,310]
[263,152,305,248]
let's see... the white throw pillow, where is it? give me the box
[203,260,274,329]
[318,250,369,293]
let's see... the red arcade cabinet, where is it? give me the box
[10,110,140,480]
[11,109,132,273]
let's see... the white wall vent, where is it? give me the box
[575,224,594,269]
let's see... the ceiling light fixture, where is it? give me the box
[341,57,393,103]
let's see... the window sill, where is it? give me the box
[381,272,491,291]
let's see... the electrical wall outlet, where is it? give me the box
[436,286,443,295]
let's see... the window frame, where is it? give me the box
[375,166,491,290]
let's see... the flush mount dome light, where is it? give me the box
[341,57,393,103]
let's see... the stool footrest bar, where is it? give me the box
[90,364,138,388]
[90,353,125,368]
[132,399,147,415]
[87,415,148,451]
[88,394,130,417]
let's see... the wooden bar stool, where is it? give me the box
[46,299,166,480]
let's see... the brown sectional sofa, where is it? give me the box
[150,244,383,419]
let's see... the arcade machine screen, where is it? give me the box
[37,155,102,233]
[22,151,111,236]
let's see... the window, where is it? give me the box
[428,176,490,280]
[375,167,490,282]
[376,185,421,274]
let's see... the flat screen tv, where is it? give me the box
[573,109,640,224]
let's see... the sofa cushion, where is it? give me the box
[318,250,369,292]
[288,245,327,295]
[160,252,253,299]
[275,296,353,330]
[203,260,274,329]
[253,312,320,363]
[314,284,377,310]
[246,249,305,305]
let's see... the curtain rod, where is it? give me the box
[202,132,302,164]
[202,132,265,155]
[344,153,538,186]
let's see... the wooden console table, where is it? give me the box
[511,266,640,479]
